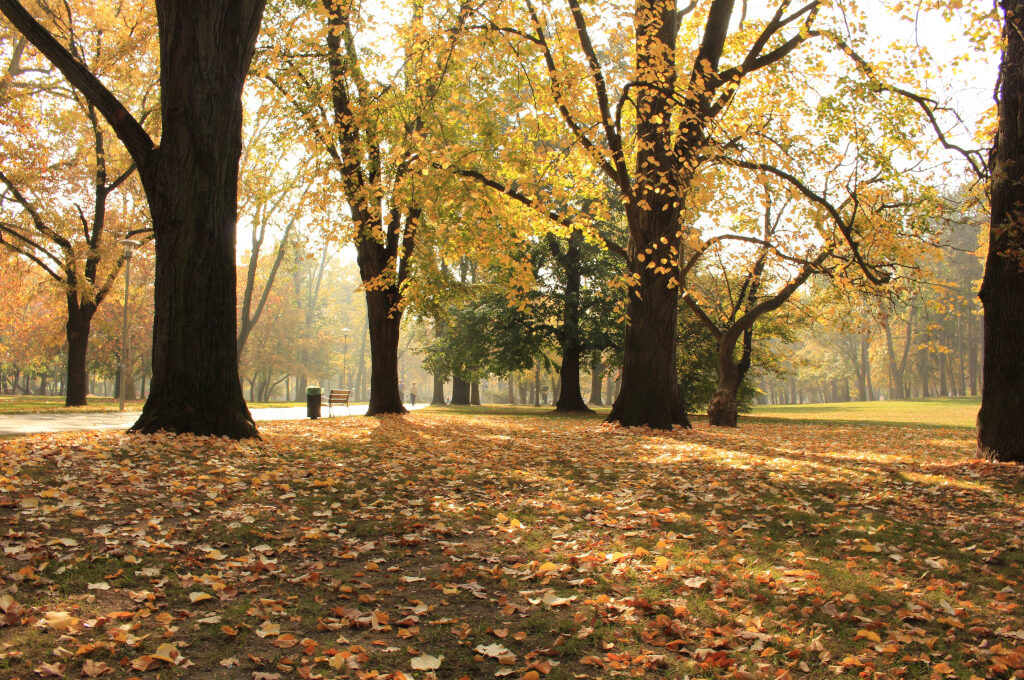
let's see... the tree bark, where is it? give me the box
[548,231,592,413]
[708,357,740,426]
[365,289,406,415]
[470,381,481,406]
[607,2,690,429]
[707,326,753,427]
[555,344,590,412]
[65,298,95,407]
[979,0,1024,462]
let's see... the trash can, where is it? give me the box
[306,386,322,420]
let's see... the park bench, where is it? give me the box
[324,389,352,416]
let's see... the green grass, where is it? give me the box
[747,395,979,429]
[0,395,147,414]
[425,403,613,418]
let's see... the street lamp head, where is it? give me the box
[119,238,141,257]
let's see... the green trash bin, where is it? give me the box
[306,386,323,420]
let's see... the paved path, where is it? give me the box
[0,404,427,437]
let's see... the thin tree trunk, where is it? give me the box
[532,361,541,407]
[549,231,592,413]
[65,299,95,407]
[969,317,980,396]
[589,355,604,406]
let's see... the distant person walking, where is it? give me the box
[409,383,417,406]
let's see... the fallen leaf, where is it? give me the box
[410,654,443,670]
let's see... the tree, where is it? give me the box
[0,4,152,406]
[259,0,472,415]
[448,0,953,428]
[978,0,1024,462]
[0,0,267,438]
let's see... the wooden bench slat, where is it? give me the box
[324,389,352,416]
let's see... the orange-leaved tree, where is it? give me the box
[0,4,153,406]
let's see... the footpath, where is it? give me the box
[0,404,426,437]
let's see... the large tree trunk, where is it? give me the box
[555,343,590,412]
[979,0,1024,462]
[128,1,265,438]
[364,289,406,415]
[431,373,446,405]
[707,358,740,427]
[607,3,692,430]
[65,298,95,407]
[470,381,481,406]
[707,327,753,427]
[609,247,690,428]
[451,376,470,405]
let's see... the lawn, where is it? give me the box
[1,411,1022,679]
[748,397,980,429]
[0,396,147,415]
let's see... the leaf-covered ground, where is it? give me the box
[1,412,1022,680]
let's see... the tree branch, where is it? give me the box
[0,0,155,166]
[724,157,891,284]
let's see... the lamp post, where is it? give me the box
[118,239,140,412]
[340,327,352,390]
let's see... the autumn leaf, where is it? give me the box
[80,659,113,677]
[410,653,443,670]
[33,662,65,677]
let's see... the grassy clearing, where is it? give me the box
[748,396,980,429]
[0,412,1021,680]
